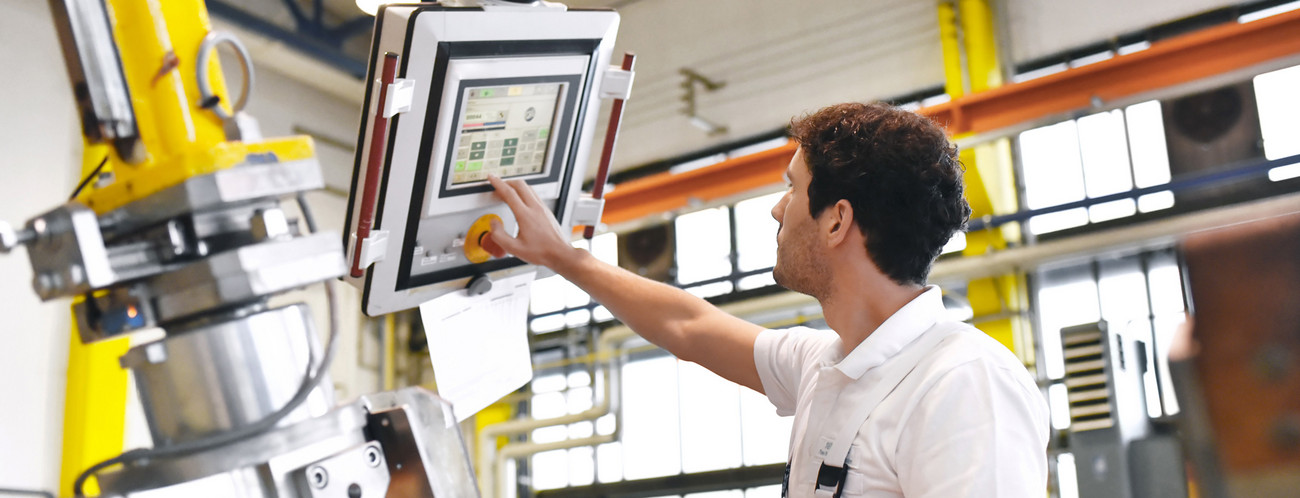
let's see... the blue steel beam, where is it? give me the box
[207,0,368,78]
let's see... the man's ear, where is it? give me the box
[825,199,855,247]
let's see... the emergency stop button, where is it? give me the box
[464,214,504,264]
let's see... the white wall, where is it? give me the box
[1004,0,1241,63]
[0,0,82,493]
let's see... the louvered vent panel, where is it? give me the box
[1062,328,1115,432]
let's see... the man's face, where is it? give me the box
[770,149,832,298]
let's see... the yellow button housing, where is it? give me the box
[464,214,502,264]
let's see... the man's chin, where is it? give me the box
[772,268,798,293]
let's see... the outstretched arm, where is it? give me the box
[486,175,766,393]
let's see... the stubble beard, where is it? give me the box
[772,227,832,300]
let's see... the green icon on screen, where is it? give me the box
[455,161,467,172]
[538,127,549,139]
[467,161,483,171]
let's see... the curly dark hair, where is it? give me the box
[789,102,971,286]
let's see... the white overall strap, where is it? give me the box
[812,323,965,498]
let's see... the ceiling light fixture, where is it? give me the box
[355,0,391,16]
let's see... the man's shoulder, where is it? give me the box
[921,321,1032,381]
[773,325,839,340]
[765,325,840,349]
[901,321,1046,424]
[758,326,839,368]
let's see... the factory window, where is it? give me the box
[530,370,600,490]
[676,206,735,297]
[733,192,782,290]
[529,233,619,333]
[1035,249,1186,420]
[1254,64,1300,180]
[1018,101,1174,235]
[527,352,792,492]
[631,486,783,498]
[1239,0,1300,23]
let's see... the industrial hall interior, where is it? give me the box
[3,0,1300,497]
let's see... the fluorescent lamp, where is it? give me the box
[356,0,389,16]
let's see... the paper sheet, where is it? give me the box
[420,271,535,422]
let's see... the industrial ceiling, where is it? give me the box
[215,0,1247,177]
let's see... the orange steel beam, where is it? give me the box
[602,142,796,225]
[923,7,1300,135]
[601,9,1300,226]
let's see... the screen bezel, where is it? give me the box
[437,74,581,196]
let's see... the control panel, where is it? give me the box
[343,4,623,316]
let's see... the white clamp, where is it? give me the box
[599,67,635,100]
[383,78,415,118]
[571,195,606,227]
[351,230,390,270]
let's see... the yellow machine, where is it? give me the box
[2,0,478,496]
[60,0,315,214]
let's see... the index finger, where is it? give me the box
[488,175,528,213]
[505,178,545,209]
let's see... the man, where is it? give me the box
[486,102,1049,497]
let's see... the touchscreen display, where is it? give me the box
[449,82,563,185]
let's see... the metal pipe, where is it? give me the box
[931,191,1300,286]
[383,313,396,391]
[496,434,619,494]
[477,326,636,496]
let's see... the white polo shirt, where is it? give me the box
[753,286,1049,497]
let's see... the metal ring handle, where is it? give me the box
[196,31,254,120]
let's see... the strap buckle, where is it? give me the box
[815,462,849,498]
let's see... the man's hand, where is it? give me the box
[485,175,583,270]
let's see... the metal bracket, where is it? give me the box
[383,78,415,117]
[351,229,389,270]
[599,67,635,100]
[295,441,391,497]
[570,196,606,228]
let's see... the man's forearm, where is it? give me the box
[549,247,716,361]
[484,176,764,391]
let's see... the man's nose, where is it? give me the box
[771,194,787,221]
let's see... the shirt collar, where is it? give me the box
[823,285,945,380]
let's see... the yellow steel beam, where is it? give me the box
[58,176,130,495]
[940,0,1033,365]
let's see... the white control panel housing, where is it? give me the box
[343,3,620,316]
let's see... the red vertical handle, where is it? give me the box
[584,52,637,240]
[351,53,399,278]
